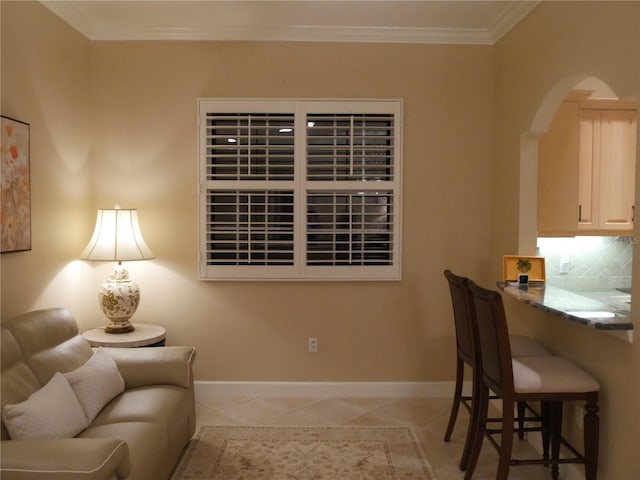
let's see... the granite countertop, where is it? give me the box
[497,282,634,331]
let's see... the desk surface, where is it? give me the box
[83,323,166,347]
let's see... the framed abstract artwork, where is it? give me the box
[1,116,31,253]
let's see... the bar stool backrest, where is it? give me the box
[468,280,515,397]
[443,270,477,366]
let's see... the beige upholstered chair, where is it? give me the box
[465,280,600,480]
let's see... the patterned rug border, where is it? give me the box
[172,425,439,480]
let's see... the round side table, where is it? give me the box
[82,324,166,348]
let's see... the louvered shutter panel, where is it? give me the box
[206,190,294,265]
[307,191,394,266]
[306,114,395,182]
[205,113,294,181]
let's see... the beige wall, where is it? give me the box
[87,39,494,382]
[493,2,640,478]
[1,2,494,384]
[1,1,94,321]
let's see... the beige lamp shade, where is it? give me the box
[81,206,154,333]
[80,207,154,262]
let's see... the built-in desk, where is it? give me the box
[498,282,634,333]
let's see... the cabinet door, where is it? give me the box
[598,109,636,230]
[537,101,580,236]
[577,110,599,231]
[578,108,636,233]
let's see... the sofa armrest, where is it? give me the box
[1,438,130,480]
[103,346,196,389]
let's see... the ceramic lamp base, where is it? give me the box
[104,321,135,333]
[99,264,140,334]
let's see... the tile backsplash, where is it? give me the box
[537,236,633,290]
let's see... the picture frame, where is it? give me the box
[1,115,31,253]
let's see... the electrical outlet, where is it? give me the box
[308,337,318,353]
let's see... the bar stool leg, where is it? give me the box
[541,401,551,466]
[517,401,525,439]
[496,397,514,480]
[583,396,600,480]
[550,401,563,480]
[464,384,489,480]
[460,361,482,471]
[444,356,464,442]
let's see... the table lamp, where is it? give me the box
[80,205,154,333]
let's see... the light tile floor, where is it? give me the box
[195,395,575,480]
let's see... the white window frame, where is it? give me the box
[198,98,403,281]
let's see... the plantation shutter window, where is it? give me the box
[199,99,402,280]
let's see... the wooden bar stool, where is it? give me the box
[465,280,600,480]
[443,270,551,471]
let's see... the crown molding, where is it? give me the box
[488,0,541,42]
[41,1,538,45]
[42,1,95,40]
[89,24,495,45]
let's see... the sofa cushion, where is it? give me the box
[65,348,125,422]
[2,373,89,440]
[92,385,189,429]
[3,308,93,385]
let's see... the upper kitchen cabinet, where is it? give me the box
[538,91,637,237]
[538,92,583,236]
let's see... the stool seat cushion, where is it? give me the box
[509,335,551,357]
[513,356,600,394]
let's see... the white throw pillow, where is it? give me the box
[2,372,89,440]
[65,347,125,423]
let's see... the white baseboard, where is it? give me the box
[195,380,463,399]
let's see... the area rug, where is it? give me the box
[171,425,439,480]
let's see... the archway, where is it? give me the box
[519,76,636,290]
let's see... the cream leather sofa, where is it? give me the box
[1,308,196,480]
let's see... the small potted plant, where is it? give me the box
[516,258,532,286]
